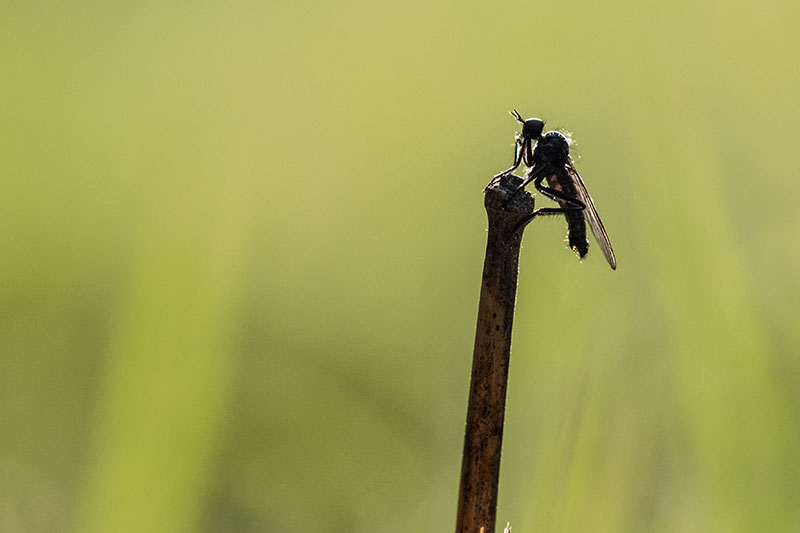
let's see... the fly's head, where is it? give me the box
[510,110,544,141]
[521,118,544,141]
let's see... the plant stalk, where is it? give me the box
[456,174,535,532]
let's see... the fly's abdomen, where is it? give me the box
[565,211,588,258]
[547,174,589,258]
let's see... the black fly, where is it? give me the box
[487,110,617,270]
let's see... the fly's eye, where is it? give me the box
[522,118,544,139]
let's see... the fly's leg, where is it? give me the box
[535,181,584,208]
[484,136,528,192]
[510,168,586,214]
[522,134,535,167]
[530,173,586,216]
[505,165,586,230]
[507,169,586,231]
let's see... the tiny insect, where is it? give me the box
[488,110,617,270]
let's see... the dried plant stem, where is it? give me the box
[456,174,535,532]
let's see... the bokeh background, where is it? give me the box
[3,0,800,531]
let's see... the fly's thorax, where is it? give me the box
[534,130,570,166]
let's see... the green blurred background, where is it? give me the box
[2,0,799,531]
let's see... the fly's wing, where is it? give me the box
[565,159,617,270]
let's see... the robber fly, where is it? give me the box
[488,110,617,270]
